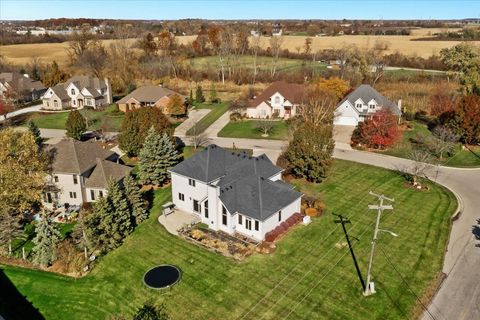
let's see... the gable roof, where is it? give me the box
[65,75,107,91]
[0,72,45,93]
[219,175,302,221]
[249,81,305,108]
[117,85,185,104]
[85,158,132,189]
[49,84,70,101]
[170,145,282,183]
[340,84,402,116]
[49,139,116,174]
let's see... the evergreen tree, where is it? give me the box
[138,127,180,185]
[133,303,169,320]
[195,85,205,103]
[189,89,194,104]
[0,209,24,255]
[98,180,133,251]
[32,213,61,267]
[66,110,87,140]
[27,120,42,147]
[209,83,219,103]
[124,175,149,225]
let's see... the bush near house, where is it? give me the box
[351,110,400,149]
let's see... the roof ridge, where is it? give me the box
[96,158,108,186]
[258,176,263,219]
[71,140,82,173]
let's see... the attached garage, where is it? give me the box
[334,101,359,126]
[334,116,358,126]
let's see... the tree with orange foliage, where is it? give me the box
[157,31,178,77]
[166,94,186,116]
[313,77,349,101]
[351,110,400,149]
[430,84,458,117]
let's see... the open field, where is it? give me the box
[218,120,289,140]
[1,30,478,65]
[1,160,456,320]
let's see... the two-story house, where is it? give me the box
[43,139,132,207]
[169,145,303,241]
[334,84,402,126]
[41,75,112,110]
[0,72,46,102]
[246,81,305,119]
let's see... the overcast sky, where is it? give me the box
[1,0,479,20]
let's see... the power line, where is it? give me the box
[378,244,441,320]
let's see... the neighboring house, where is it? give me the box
[41,75,112,110]
[169,145,303,241]
[117,85,186,113]
[246,81,305,119]
[334,84,402,126]
[43,139,131,207]
[0,72,46,102]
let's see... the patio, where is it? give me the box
[158,206,200,236]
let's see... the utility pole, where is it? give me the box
[333,213,366,292]
[364,191,395,296]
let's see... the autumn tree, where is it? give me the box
[351,110,400,149]
[0,208,24,255]
[0,128,49,213]
[0,98,13,119]
[269,36,284,77]
[430,84,458,117]
[67,27,97,62]
[76,43,108,78]
[444,94,480,144]
[139,33,157,57]
[119,107,173,156]
[42,61,67,87]
[296,86,337,127]
[313,77,350,101]
[167,94,186,116]
[158,31,179,78]
[256,121,275,137]
[440,43,480,95]
[66,110,87,140]
[107,26,138,94]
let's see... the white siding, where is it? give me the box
[44,173,85,206]
[85,187,107,202]
[334,101,359,126]
[171,173,208,215]
[259,197,301,240]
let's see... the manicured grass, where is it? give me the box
[27,104,125,131]
[218,120,289,140]
[186,102,230,136]
[379,121,480,167]
[1,160,456,320]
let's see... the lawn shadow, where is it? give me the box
[0,269,45,320]
[465,145,480,161]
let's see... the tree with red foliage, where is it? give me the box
[352,110,400,149]
[430,84,458,117]
[0,98,13,119]
[447,94,480,144]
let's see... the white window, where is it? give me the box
[71,89,75,95]
[274,96,280,104]
[246,218,252,230]
[356,103,362,109]
[90,190,96,201]
[178,193,185,201]
[188,179,196,187]
[222,206,227,226]
[369,104,375,109]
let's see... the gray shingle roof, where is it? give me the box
[340,84,402,116]
[85,158,132,189]
[170,145,281,183]
[219,175,302,221]
[65,75,107,90]
[0,72,46,93]
[50,84,70,101]
[48,139,117,174]
[117,85,185,104]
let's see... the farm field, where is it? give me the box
[1,160,456,320]
[1,29,478,65]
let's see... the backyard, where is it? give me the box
[218,120,289,140]
[26,104,125,131]
[1,160,456,320]
[378,121,480,167]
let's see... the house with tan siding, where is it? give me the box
[117,85,186,114]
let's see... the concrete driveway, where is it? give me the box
[0,104,42,122]
[333,125,354,150]
[174,109,211,137]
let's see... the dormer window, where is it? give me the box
[356,103,362,109]
[369,104,375,109]
[71,89,75,95]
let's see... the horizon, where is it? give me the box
[1,0,479,21]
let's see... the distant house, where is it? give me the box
[41,75,112,110]
[0,72,46,102]
[117,85,186,114]
[246,81,305,119]
[334,84,402,126]
[43,139,131,207]
[169,145,302,241]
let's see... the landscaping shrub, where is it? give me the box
[305,208,319,217]
[280,221,289,230]
[351,110,400,150]
[229,112,242,121]
[265,231,276,242]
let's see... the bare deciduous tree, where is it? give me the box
[431,125,459,160]
[296,87,337,128]
[408,149,433,185]
[269,36,284,77]
[256,120,275,137]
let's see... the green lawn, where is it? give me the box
[379,121,480,167]
[26,104,125,131]
[218,120,289,140]
[186,102,230,136]
[1,160,456,320]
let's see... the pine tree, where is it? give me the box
[195,85,205,103]
[189,89,194,104]
[65,110,87,140]
[0,209,24,255]
[98,180,133,251]
[124,175,149,225]
[209,83,219,103]
[27,120,42,147]
[138,127,180,186]
[32,213,61,267]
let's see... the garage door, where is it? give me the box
[334,116,357,126]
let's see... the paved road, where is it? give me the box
[333,148,480,320]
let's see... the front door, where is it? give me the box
[193,200,201,213]
[78,99,84,108]
[46,193,52,203]
[285,108,291,119]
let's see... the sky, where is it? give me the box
[1,0,479,21]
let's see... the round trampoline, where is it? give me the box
[143,265,181,289]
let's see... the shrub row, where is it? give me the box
[264,212,304,242]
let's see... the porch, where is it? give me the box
[158,205,201,236]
